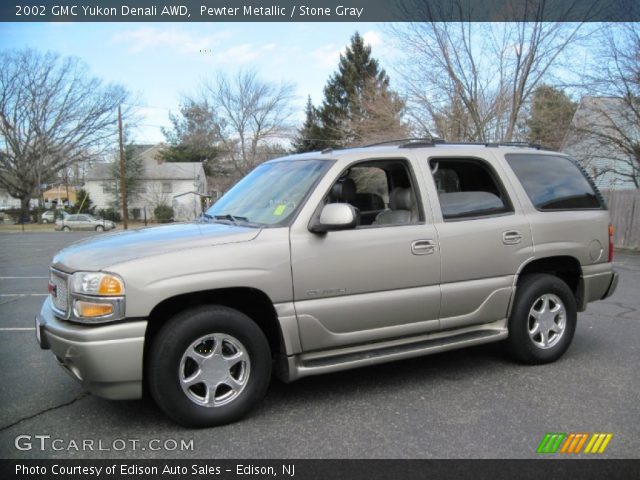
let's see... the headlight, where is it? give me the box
[71,272,125,296]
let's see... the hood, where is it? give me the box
[52,222,261,272]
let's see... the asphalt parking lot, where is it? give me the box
[0,231,638,459]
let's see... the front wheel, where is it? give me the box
[95,225,104,231]
[147,305,272,427]
[505,274,577,365]
[62,226,70,231]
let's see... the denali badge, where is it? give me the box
[306,288,347,297]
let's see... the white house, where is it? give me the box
[84,145,208,221]
[0,188,38,210]
[562,96,639,190]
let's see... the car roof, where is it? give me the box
[267,141,564,165]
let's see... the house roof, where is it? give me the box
[563,96,631,144]
[85,145,204,182]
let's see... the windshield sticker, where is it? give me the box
[273,205,287,216]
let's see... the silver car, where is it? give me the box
[42,210,68,224]
[36,141,618,427]
[55,214,116,232]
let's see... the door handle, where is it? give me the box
[502,231,523,245]
[412,239,436,255]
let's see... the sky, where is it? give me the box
[0,22,400,144]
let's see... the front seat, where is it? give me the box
[329,178,357,204]
[374,187,417,225]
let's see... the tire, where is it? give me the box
[505,273,577,365]
[62,226,70,231]
[95,225,104,231]
[42,219,49,224]
[147,305,272,428]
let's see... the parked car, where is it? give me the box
[55,214,116,232]
[42,210,68,224]
[36,140,618,427]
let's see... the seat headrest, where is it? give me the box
[389,187,414,210]
[330,178,357,203]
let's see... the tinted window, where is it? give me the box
[430,159,512,220]
[506,154,602,210]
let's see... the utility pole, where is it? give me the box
[118,105,128,229]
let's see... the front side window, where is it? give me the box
[506,154,603,210]
[206,159,330,226]
[323,159,423,227]
[430,158,512,220]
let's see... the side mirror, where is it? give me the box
[309,203,358,233]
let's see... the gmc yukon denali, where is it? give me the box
[35,141,618,427]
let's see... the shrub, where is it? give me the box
[75,189,95,214]
[3,208,29,223]
[154,205,174,223]
[98,208,122,222]
[31,207,46,223]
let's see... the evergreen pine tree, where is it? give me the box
[293,96,324,153]
[295,32,406,150]
[319,32,392,147]
[526,85,577,150]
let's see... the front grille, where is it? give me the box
[50,269,69,315]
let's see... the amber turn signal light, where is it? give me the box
[75,301,114,318]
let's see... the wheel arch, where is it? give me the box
[516,256,583,309]
[144,287,284,357]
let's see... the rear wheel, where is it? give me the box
[148,305,272,427]
[505,274,577,364]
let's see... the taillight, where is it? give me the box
[608,223,614,262]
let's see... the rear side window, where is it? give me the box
[506,154,602,210]
[430,158,513,220]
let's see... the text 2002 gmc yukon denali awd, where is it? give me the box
[36,141,618,427]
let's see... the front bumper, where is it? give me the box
[36,297,147,400]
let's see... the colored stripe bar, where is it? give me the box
[585,433,613,453]
[537,434,553,454]
[598,434,613,453]
[538,433,566,454]
[560,434,575,453]
[573,433,589,454]
[584,434,599,453]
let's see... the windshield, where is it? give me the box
[206,159,330,226]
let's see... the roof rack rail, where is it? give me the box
[358,139,545,150]
[486,141,542,149]
[399,138,445,148]
[360,138,438,148]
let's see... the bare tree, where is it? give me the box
[391,1,584,142]
[0,49,130,217]
[202,71,295,178]
[346,78,410,146]
[565,24,640,188]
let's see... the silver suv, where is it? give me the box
[35,141,618,427]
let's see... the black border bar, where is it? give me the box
[2,459,640,480]
[2,0,640,22]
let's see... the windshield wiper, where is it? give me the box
[212,214,250,225]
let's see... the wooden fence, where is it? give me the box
[602,189,640,250]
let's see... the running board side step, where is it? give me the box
[281,329,507,382]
